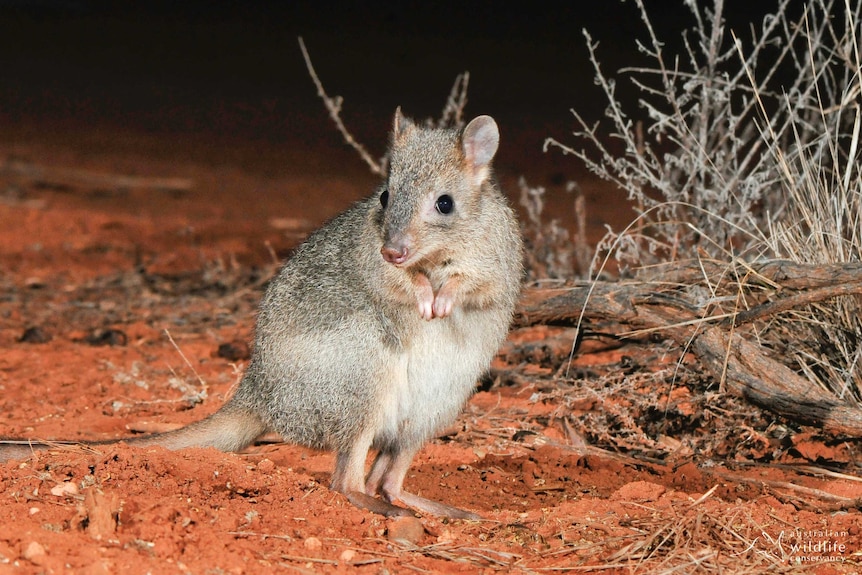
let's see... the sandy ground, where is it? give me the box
[0,119,859,575]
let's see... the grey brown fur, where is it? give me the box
[1,110,524,519]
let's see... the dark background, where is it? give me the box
[0,1,803,200]
[0,4,795,139]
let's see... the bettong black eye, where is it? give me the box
[435,194,454,215]
[380,189,389,209]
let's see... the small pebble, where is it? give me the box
[256,459,275,474]
[339,549,356,563]
[303,536,322,551]
[50,482,79,497]
[23,541,47,563]
[387,516,425,546]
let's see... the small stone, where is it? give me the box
[23,541,47,563]
[339,549,356,563]
[51,482,80,497]
[303,536,322,551]
[256,458,275,474]
[387,516,425,546]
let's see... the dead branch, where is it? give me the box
[515,261,862,436]
[728,280,862,327]
[716,470,862,511]
[297,37,385,176]
[639,259,862,290]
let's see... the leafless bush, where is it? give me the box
[547,0,811,266]
[548,1,862,408]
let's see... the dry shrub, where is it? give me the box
[548,0,862,410]
[518,178,592,282]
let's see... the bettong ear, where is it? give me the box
[392,107,415,140]
[462,115,499,184]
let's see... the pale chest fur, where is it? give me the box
[372,305,508,452]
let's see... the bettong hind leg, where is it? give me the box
[330,434,414,518]
[365,447,481,520]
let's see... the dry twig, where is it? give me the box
[297,37,385,176]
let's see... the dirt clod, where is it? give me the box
[19,327,51,343]
[610,480,666,502]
